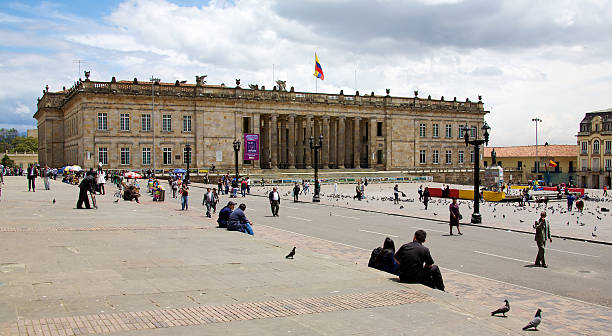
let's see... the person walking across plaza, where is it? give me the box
[42,165,51,190]
[27,163,37,192]
[211,188,219,214]
[449,197,462,235]
[533,211,552,268]
[418,185,423,201]
[604,185,608,197]
[394,230,445,291]
[393,184,400,204]
[203,187,214,218]
[96,169,106,195]
[422,187,431,210]
[293,183,300,202]
[180,182,189,210]
[269,187,281,216]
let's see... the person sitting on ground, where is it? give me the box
[394,230,445,291]
[123,185,140,203]
[227,203,254,235]
[368,237,399,275]
[217,201,236,228]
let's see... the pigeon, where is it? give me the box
[519,220,524,223]
[285,247,296,259]
[522,309,542,331]
[491,299,510,317]
[399,205,404,209]
[52,199,56,204]
[114,199,119,203]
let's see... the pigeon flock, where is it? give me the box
[489,300,545,331]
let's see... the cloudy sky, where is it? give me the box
[1,0,611,146]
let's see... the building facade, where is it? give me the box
[483,145,577,185]
[577,108,612,189]
[34,75,488,173]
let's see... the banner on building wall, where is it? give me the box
[216,151,223,162]
[243,134,260,160]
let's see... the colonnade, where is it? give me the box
[259,114,379,169]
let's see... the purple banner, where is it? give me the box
[243,133,260,160]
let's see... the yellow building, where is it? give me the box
[2,151,38,169]
[483,145,577,185]
[577,108,612,189]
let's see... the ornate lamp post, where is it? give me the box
[233,140,241,180]
[309,135,324,202]
[463,121,490,224]
[185,143,191,184]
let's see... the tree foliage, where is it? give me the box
[1,154,15,168]
[11,136,38,152]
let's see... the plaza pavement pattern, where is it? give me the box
[0,176,609,335]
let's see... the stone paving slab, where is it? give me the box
[0,177,540,335]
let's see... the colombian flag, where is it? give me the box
[549,160,557,167]
[313,53,324,80]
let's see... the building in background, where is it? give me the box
[577,108,612,189]
[2,151,38,169]
[34,74,487,176]
[26,129,38,139]
[483,145,577,185]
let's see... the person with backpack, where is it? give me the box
[423,187,431,210]
[368,237,399,275]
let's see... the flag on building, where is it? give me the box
[549,160,557,167]
[313,53,324,80]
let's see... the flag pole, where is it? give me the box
[315,77,317,93]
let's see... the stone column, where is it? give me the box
[252,113,260,168]
[337,116,345,169]
[260,115,269,168]
[369,118,377,168]
[270,114,278,168]
[305,115,313,168]
[280,117,287,167]
[288,114,296,169]
[353,117,361,168]
[322,116,330,168]
[296,116,304,168]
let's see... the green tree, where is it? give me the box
[11,136,38,152]
[1,154,15,168]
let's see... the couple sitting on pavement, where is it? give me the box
[217,201,254,235]
[368,230,445,291]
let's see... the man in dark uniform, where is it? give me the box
[394,230,445,291]
[77,171,96,209]
[26,164,38,192]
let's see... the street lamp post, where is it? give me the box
[233,140,241,180]
[150,77,160,176]
[185,143,191,184]
[532,118,542,179]
[463,122,490,224]
[309,135,324,202]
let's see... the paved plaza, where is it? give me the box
[1,176,611,335]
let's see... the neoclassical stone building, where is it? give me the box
[35,75,488,172]
[577,108,612,188]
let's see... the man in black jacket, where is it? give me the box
[27,164,38,192]
[269,187,281,216]
[77,171,96,209]
[394,230,444,291]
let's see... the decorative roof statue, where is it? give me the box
[248,84,259,90]
[275,80,286,91]
[491,148,497,166]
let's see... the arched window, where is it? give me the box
[593,139,600,154]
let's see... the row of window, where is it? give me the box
[418,149,475,164]
[419,123,476,139]
[97,113,192,133]
[98,147,192,166]
[580,140,612,154]
[581,158,612,171]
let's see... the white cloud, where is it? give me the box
[1,0,611,143]
[15,103,30,116]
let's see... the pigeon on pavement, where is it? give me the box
[52,198,56,204]
[285,247,296,259]
[522,309,542,331]
[491,299,510,317]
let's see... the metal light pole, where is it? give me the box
[233,140,241,180]
[150,77,160,176]
[309,135,323,202]
[532,118,542,179]
[185,143,191,184]
[463,122,490,224]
